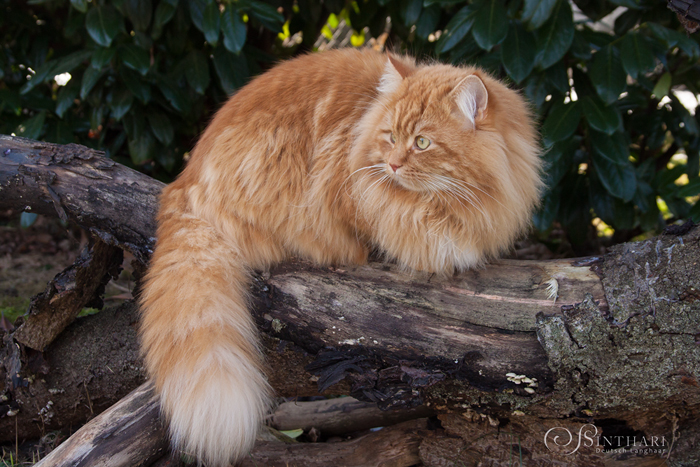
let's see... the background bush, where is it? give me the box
[1,0,699,251]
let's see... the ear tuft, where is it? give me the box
[453,75,489,125]
[377,55,412,96]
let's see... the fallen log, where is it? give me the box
[1,135,699,465]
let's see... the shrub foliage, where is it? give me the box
[1,0,699,246]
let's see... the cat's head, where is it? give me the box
[351,54,542,266]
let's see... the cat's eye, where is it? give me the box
[390,133,396,144]
[415,136,431,150]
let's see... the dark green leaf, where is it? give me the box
[542,101,581,145]
[435,3,479,54]
[570,30,592,60]
[678,178,700,197]
[582,96,621,135]
[203,1,221,45]
[185,50,210,94]
[152,1,177,39]
[91,47,116,69]
[213,47,248,94]
[620,31,655,80]
[70,0,88,13]
[85,5,124,47]
[248,0,284,32]
[222,7,246,54]
[592,155,637,201]
[521,0,557,30]
[403,0,422,26]
[572,0,615,21]
[652,72,672,98]
[120,44,151,75]
[46,119,74,145]
[614,9,640,36]
[0,89,22,114]
[108,87,133,120]
[16,111,47,140]
[80,66,105,99]
[148,110,174,145]
[56,78,81,118]
[121,67,151,103]
[523,73,548,108]
[415,5,440,40]
[689,200,700,222]
[543,137,578,188]
[647,23,700,59]
[54,50,92,75]
[472,0,508,51]
[501,23,536,83]
[589,44,626,104]
[189,0,209,33]
[20,60,57,94]
[128,129,156,164]
[590,130,629,165]
[156,75,190,113]
[533,186,561,231]
[125,0,152,31]
[534,0,574,69]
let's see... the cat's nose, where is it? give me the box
[390,163,402,172]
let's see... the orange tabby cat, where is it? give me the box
[140,48,542,465]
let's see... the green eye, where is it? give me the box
[416,136,431,150]
[390,132,396,144]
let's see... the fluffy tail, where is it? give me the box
[140,203,271,466]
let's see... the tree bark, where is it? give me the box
[1,135,699,465]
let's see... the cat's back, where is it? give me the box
[193,48,387,165]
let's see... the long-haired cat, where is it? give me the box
[140,48,542,466]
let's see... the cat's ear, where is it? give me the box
[452,75,489,125]
[377,55,412,95]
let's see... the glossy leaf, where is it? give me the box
[70,0,88,13]
[415,5,439,40]
[542,101,581,145]
[589,44,626,104]
[91,47,116,69]
[582,96,621,135]
[435,3,479,54]
[121,68,151,103]
[213,47,248,94]
[501,23,536,84]
[20,60,57,94]
[534,0,574,69]
[56,78,81,118]
[652,72,672,98]
[620,31,655,80]
[222,7,246,54]
[185,50,210,94]
[203,1,221,45]
[80,66,105,99]
[403,0,422,26]
[189,0,209,33]
[152,1,177,39]
[15,111,46,140]
[128,129,156,165]
[54,50,92,75]
[678,178,700,197]
[590,130,629,165]
[156,76,190,113]
[109,87,134,121]
[592,155,637,202]
[85,5,123,47]
[248,0,284,32]
[472,0,508,51]
[521,0,557,30]
[120,44,151,75]
[124,0,152,31]
[148,110,174,145]
[543,137,578,188]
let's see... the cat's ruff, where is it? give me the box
[140,48,542,466]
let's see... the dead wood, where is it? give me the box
[270,396,435,436]
[2,135,700,465]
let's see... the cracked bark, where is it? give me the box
[1,135,700,466]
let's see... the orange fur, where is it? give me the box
[140,48,542,466]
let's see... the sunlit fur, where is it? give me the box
[140,48,542,466]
